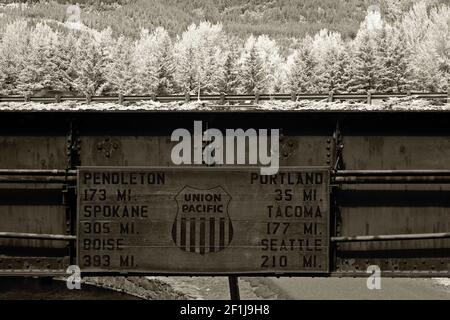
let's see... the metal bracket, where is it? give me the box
[280,132,296,160]
[332,120,344,172]
[330,119,344,272]
[66,119,80,265]
[67,118,81,168]
[96,137,120,158]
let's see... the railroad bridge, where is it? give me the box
[0,105,449,279]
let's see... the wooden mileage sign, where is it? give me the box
[77,167,330,274]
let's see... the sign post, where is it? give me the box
[228,276,240,300]
[77,167,330,275]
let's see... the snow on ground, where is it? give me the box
[147,276,278,300]
[0,96,448,112]
[433,278,450,288]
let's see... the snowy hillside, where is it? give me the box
[0,1,448,99]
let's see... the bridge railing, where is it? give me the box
[0,91,449,104]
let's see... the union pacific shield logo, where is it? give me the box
[172,186,233,255]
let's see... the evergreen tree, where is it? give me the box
[346,26,377,93]
[103,36,136,95]
[409,4,450,91]
[375,24,411,93]
[17,23,61,95]
[238,36,267,94]
[311,29,346,93]
[285,37,319,93]
[0,20,29,95]
[72,31,108,96]
[174,45,197,94]
[174,22,226,95]
[152,27,175,94]
[221,38,242,94]
[93,27,115,95]
[54,31,78,92]
[254,35,284,93]
[134,29,159,95]
[318,46,348,93]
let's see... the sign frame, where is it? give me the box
[76,166,331,276]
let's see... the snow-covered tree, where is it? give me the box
[71,31,109,96]
[400,1,432,53]
[103,36,137,95]
[311,29,346,93]
[17,23,62,95]
[311,29,344,63]
[0,20,30,94]
[285,37,319,93]
[220,37,242,94]
[152,27,176,94]
[174,22,226,95]
[133,27,176,95]
[345,24,378,92]
[374,23,411,92]
[383,0,403,23]
[409,4,450,91]
[238,35,268,94]
[254,35,284,93]
[134,29,159,95]
[174,45,197,94]
[318,45,349,93]
[53,31,78,92]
